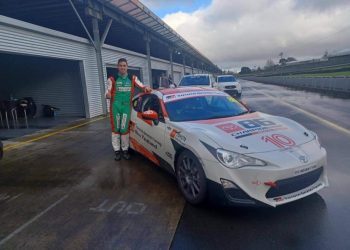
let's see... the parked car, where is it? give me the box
[216,75,242,98]
[129,87,328,207]
[178,74,216,88]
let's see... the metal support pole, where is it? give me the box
[182,54,186,76]
[144,33,152,88]
[101,18,113,45]
[24,109,28,129]
[191,61,194,74]
[68,0,96,49]
[92,17,107,115]
[169,47,174,82]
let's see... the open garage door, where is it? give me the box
[152,69,167,89]
[0,53,86,118]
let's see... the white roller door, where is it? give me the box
[0,15,100,118]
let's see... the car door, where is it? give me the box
[130,94,167,165]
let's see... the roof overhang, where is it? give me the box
[95,0,217,69]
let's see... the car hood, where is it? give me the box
[178,84,211,88]
[218,81,238,86]
[174,112,315,154]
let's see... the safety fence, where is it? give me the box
[242,76,350,93]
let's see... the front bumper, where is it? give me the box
[224,89,239,97]
[202,148,328,207]
[207,179,266,207]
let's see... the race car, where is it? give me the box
[129,87,328,207]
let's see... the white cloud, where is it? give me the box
[141,0,195,9]
[162,0,350,71]
[293,0,350,11]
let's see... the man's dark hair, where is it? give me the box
[117,58,128,65]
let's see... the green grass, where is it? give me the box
[293,71,350,77]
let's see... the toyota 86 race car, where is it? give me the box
[129,87,328,207]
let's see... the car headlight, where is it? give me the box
[216,149,266,169]
[309,131,321,148]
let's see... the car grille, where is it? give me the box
[224,90,238,96]
[225,85,236,89]
[266,167,323,198]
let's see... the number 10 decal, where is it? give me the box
[262,134,296,148]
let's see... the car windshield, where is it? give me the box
[179,75,210,86]
[217,76,236,82]
[165,95,248,122]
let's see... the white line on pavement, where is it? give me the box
[0,194,69,246]
[251,87,350,137]
[6,193,23,203]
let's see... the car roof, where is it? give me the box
[183,74,211,77]
[155,87,227,102]
[158,87,214,96]
[138,87,226,101]
[217,75,234,77]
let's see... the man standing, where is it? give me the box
[106,58,151,161]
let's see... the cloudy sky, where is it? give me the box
[142,0,350,71]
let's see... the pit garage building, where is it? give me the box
[0,0,219,120]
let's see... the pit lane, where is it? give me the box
[0,119,184,249]
[1,80,350,249]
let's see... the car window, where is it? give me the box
[165,95,248,122]
[204,95,228,109]
[217,76,236,82]
[140,94,164,121]
[133,98,141,112]
[179,75,210,86]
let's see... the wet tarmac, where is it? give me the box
[0,119,184,249]
[1,80,350,249]
[0,117,81,140]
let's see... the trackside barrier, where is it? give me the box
[241,76,350,93]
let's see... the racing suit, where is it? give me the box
[106,74,147,152]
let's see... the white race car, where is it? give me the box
[129,87,328,207]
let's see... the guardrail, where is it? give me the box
[241,76,350,93]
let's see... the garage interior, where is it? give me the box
[0,53,86,140]
[151,69,167,89]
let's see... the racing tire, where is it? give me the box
[176,150,207,205]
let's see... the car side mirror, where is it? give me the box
[142,110,159,121]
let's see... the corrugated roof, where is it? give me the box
[98,0,215,67]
